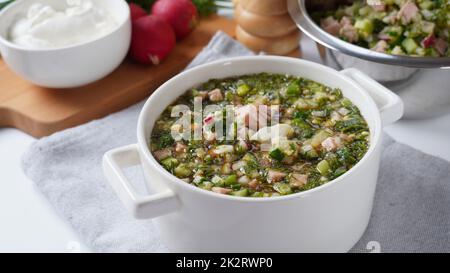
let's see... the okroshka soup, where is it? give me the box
[150,73,370,198]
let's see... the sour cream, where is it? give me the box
[8,0,118,49]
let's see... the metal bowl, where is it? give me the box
[325,49,420,83]
[288,0,450,69]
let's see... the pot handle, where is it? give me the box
[103,144,179,219]
[340,68,404,126]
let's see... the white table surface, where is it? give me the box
[1,34,450,253]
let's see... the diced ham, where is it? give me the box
[174,142,187,153]
[290,173,308,187]
[397,1,419,24]
[369,2,385,12]
[321,16,341,36]
[434,38,448,56]
[238,176,250,184]
[212,187,232,195]
[421,35,436,48]
[338,133,352,142]
[248,179,259,189]
[340,16,352,27]
[259,157,271,168]
[208,88,223,102]
[378,33,392,41]
[267,170,286,183]
[153,148,172,160]
[321,136,343,152]
[372,40,389,53]
[232,160,246,171]
[340,24,358,43]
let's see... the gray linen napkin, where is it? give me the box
[22,32,450,253]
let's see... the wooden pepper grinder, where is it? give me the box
[233,0,301,56]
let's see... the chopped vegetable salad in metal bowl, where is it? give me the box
[150,73,370,197]
[315,0,449,57]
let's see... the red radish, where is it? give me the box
[421,35,436,48]
[129,15,176,65]
[129,3,147,22]
[151,0,198,40]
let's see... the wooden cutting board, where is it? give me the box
[0,15,301,138]
[0,15,234,138]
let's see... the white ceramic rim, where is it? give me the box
[0,0,130,52]
[137,56,383,203]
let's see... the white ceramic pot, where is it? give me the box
[0,0,131,88]
[103,56,403,252]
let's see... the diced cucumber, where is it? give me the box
[161,157,178,171]
[174,163,192,178]
[311,130,330,148]
[421,21,435,34]
[341,98,353,108]
[231,188,249,197]
[273,183,293,195]
[317,160,331,176]
[419,0,434,10]
[237,84,250,97]
[294,98,308,110]
[358,6,372,16]
[355,18,374,35]
[230,184,241,190]
[286,82,300,97]
[391,45,405,55]
[292,118,314,138]
[424,47,439,57]
[416,47,426,56]
[242,153,258,167]
[333,166,347,178]
[251,192,264,198]
[224,174,238,186]
[225,91,234,101]
[306,149,319,159]
[199,182,214,190]
[212,175,225,186]
[386,26,403,38]
[190,88,200,97]
[313,91,328,104]
[402,38,419,54]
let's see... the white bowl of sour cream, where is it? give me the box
[0,0,131,88]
